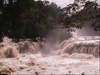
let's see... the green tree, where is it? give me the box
[0,0,62,42]
[61,0,100,31]
[0,0,37,41]
[23,1,62,39]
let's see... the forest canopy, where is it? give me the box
[0,0,99,42]
[61,0,100,31]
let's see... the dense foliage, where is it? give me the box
[0,0,99,42]
[0,0,62,41]
[61,0,100,31]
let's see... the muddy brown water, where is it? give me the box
[0,36,99,74]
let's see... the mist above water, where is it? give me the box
[0,34,100,74]
[42,29,73,53]
[72,22,99,36]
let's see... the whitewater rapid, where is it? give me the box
[0,36,100,74]
[0,53,99,74]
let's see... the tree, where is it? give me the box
[0,0,62,42]
[84,1,100,31]
[61,0,100,31]
[23,1,62,39]
[0,0,37,41]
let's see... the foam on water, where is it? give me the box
[55,36,100,58]
[0,36,99,74]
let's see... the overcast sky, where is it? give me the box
[35,0,100,8]
[48,0,74,8]
[46,0,100,8]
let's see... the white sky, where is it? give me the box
[48,0,74,8]
[45,0,100,8]
[35,0,100,8]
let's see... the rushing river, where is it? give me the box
[0,36,100,74]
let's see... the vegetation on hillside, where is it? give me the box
[0,0,99,42]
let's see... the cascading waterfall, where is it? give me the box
[0,36,99,74]
[55,36,100,57]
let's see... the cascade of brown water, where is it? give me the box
[55,36,100,57]
[0,37,99,74]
